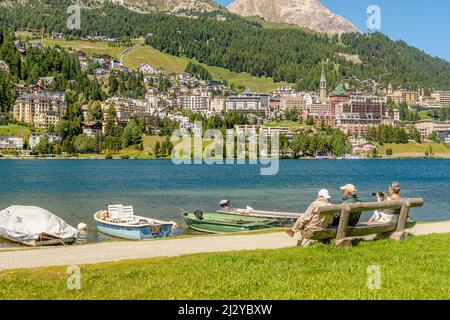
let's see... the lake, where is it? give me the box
[1,159,449,247]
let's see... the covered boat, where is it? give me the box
[0,206,80,246]
[217,200,302,226]
[94,205,176,240]
[182,210,281,234]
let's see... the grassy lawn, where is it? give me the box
[42,39,292,92]
[0,124,32,138]
[43,39,135,60]
[265,121,314,132]
[377,142,450,156]
[123,45,293,92]
[0,233,448,300]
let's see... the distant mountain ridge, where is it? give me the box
[0,0,222,13]
[228,0,359,34]
[1,0,450,90]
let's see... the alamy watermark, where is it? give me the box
[367,265,381,290]
[67,265,81,290]
[171,122,280,176]
[367,5,382,32]
[67,5,81,30]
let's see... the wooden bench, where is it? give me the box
[310,198,424,248]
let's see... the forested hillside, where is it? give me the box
[1,0,450,90]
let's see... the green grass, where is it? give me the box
[43,39,293,92]
[377,142,450,156]
[265,121,314,132]
[0,233,448,300]
[0,124,32,138]
[43,39,136,60]
[123,45,293,92]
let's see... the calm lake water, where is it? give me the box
[0,159,449,247]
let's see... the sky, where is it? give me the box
[215,0,450,62]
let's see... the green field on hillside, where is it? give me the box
[0,233,448,300]
[124,45,293,92]
[42,39,292,92]
[377,142,450,155]
[43,39,132,60]
[265,121,314,132]
[0,125,32,138]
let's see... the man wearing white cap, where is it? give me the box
[332,184,361,227]
[288,189,333,247]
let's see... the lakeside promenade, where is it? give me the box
[1,221,449,271]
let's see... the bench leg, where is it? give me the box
[335,238,353,248]
[390,231,410,241]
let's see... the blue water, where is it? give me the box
[0,159,449,247]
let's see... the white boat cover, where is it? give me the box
[0,206,79,244]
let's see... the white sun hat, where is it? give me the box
[318,189,332,199]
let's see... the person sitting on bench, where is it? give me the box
[332,184,362,227]
[369,182,402,224]
[287,189,332,247]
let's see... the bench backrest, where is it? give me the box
[316,198,424,246]
[317,198,424,216]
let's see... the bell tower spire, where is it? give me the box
[320,62,327,103]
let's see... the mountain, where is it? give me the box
[0,0,222,13]
[95,0,221,13]
[227,0,359,34]
[1,0,450,90]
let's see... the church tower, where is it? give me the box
[320,63,327,103]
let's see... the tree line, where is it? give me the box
[2,1,450,90]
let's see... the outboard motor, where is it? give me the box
[219,200,231,210]
[194,209,204,220]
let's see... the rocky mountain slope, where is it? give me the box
[228,0,359,34]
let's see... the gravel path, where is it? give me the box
[1,222,449,271]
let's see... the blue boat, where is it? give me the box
[94,205,176,240]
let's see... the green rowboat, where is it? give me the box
[182,211,281,234]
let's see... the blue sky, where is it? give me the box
[215,0,450,61]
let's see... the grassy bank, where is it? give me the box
[0,124,32,138]
[377,142,450,157]
[42,39,292,92]
[0,233,448,300]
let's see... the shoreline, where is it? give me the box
[1,221,449,270]
[1,155,450,160]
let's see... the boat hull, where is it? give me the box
[96,221,173,240]
[182,211,280,234]
[217,209,301,227]
[94,212,175,240]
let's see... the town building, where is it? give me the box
[210,97,226,113]
[226,94,270,115]
[13,90,67,128]
[29,133,62,149]
[107,97,156,123]
[179,95,211,111]
[335,94,399,135]
[0,136,23,151]
[431,91,450,107]
[280,95,306,111]
[138,64,155,76]
[234,125,294,141]
[387,89,420,106]
[329,85,350,115]
[82,122,103,138]
[414,120,450,141]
